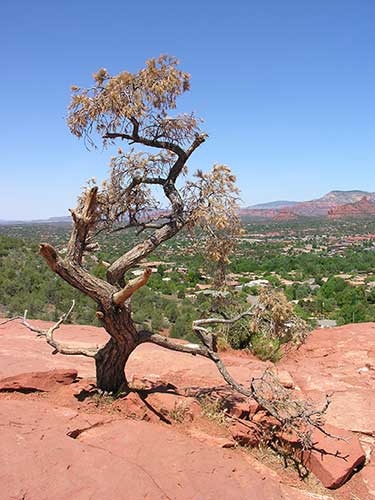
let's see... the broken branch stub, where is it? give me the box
[113,268,152,305]
[39,243,58,271]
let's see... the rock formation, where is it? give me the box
[328,196,375,219]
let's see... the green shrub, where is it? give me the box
[251,334,281,362]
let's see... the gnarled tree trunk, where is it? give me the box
[95,338,134,393]
[95,307,138,393]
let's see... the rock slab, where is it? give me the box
[0,369,78,392]
[0,400,286,500]
[301,424,366,489]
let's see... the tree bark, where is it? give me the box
[95,339,131,393]
[94,309,138,393]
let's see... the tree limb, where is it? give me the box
[21,310,46,336]
[94,127,206,287]
[67,186,99,264]
[39,243,115,306]
[21,302,101,358]
[138,316,341,454]
[167,133,207,183]
[113,268,152,305]
[0,314,32,327]
[106,218,184,286]
[103,131,186,158]
[137,327,251,397]
[193,310,254,327]
[192,310,253,352]
[0,312,45,336]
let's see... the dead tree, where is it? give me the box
[2,56,338,461]
[35,55,241,393]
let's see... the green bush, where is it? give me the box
[251,334,281,362]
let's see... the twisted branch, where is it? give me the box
[5,302,102,358]
[67,186,99,264]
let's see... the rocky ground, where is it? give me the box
[0,319,374,499]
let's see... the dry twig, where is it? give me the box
[2,301,101,358]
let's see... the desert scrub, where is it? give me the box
[91,392,117,408]
[168,401,191,423]
[251,334,282,362]
[216,288,309,361]
[198,395,228,425]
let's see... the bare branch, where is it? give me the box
[67,186,99,264]
[21,302,101,358]
[167,133,207,183]
[21,310,45,336]
[106,218,184,285]
[0,315,28,327]
[186,132,208,158]
[250,370,346,448]
[193,310,254,327]
[39,243,115,305]
[191,310,253,352]
[0,311,54,337]
[39,243,58,272]
[107,211,171,236]
[113,268,152,305]
[140,318,342,463]
[137,330,211,357]
[137,326,251,397]
[103,131,186,158]
[38,187,114,305]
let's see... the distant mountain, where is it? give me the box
[320,190,375,204]
[3,190,375,226]
[248,200,298,210]
[0,216,71,226]
[292,190,375,217]
[46,216,71,223]
[241,190,375,219]
[0,219,26,225]
[328,196,375,219]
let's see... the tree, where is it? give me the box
[35,55,241,393]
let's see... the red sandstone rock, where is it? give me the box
[252,410,280,430]
[301,424,366,489]
[361,462,375,498]
[0,369,78,392]
[188,428,235,448]
[145,392,201,421]
[230,420,261,447]
[228,400,250,419]
[278,323,375,442]
[272,208,300,221]
[276,428,301,446]
[275,422,366,489]
[328,196,375,219]
[0,400,286,500]
[249,398,261,417]
[274,368,295,389]
[1,317,374,495]
[115,391,159,422]
[71,379,96,399]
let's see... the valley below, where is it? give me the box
[1,204,375,499]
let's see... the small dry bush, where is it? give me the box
[198,395,228,425]
[168,401,191,423]
[217,288,309,361]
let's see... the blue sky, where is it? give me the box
[1,0,374,219]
